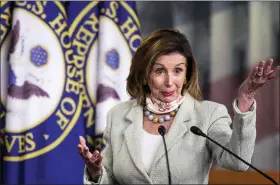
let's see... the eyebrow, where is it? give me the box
[154,62,186,67]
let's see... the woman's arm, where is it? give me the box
[206,100,256,171]
[84,109,119,184]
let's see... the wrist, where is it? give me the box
[238,90,255,100]
[238,78,257,100]
[86,166,102,182]
[237,96,254,112]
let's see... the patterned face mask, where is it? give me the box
[145,94,185,114]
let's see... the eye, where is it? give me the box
[174,68,183,74]
[155,68,165,74]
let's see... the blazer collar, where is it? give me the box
[123,100,152,183]
[123,93,196,182]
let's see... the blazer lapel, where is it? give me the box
[150,93,195,171]
[123,101,153,183]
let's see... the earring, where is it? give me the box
[143,80,147,85]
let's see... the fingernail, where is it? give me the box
[94,152,99,158]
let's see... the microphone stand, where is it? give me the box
[158,125,172,185]
[191,126,279,185]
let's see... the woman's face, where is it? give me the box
[148,52,187,103]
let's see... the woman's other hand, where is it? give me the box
[78,136,103,181]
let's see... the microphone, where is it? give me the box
[158,125,171,185]
[190,126,279,185]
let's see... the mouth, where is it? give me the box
[161,91,175,97]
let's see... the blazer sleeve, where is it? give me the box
[206,99,257,171]
[84,109,119,184]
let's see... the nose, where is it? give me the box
[164,73,172,87]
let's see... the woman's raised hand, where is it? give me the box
[238,59,280,112]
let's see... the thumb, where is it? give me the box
[79,136,86,145]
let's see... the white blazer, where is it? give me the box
[84,93,256,184]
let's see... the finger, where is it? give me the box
[274,65,280,73]
[82,149,89,160]
[267,74,277,80]
[92,150,100,158]
[83,146,92,159]
[78,147,86,160]
[258,60,265,67]
[89,150,100,163]
[79,136,86,145]
[267,66,280,80]
[257,60,265,76]
[78,144,89,160]
[250,66,259,80]
[263,59,273,75]
[78,147,89,163]
[95,156,103,166]
[77,144,84,153]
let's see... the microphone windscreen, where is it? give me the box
[190,126,203,136]
[158,125,166,136]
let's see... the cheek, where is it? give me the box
[149,76,164,89]
[175,77,185,87]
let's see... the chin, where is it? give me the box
[160,96,177,103]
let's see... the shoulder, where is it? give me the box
[196,99,226,110]
[193,99,228,117]
[108,99,137,117]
